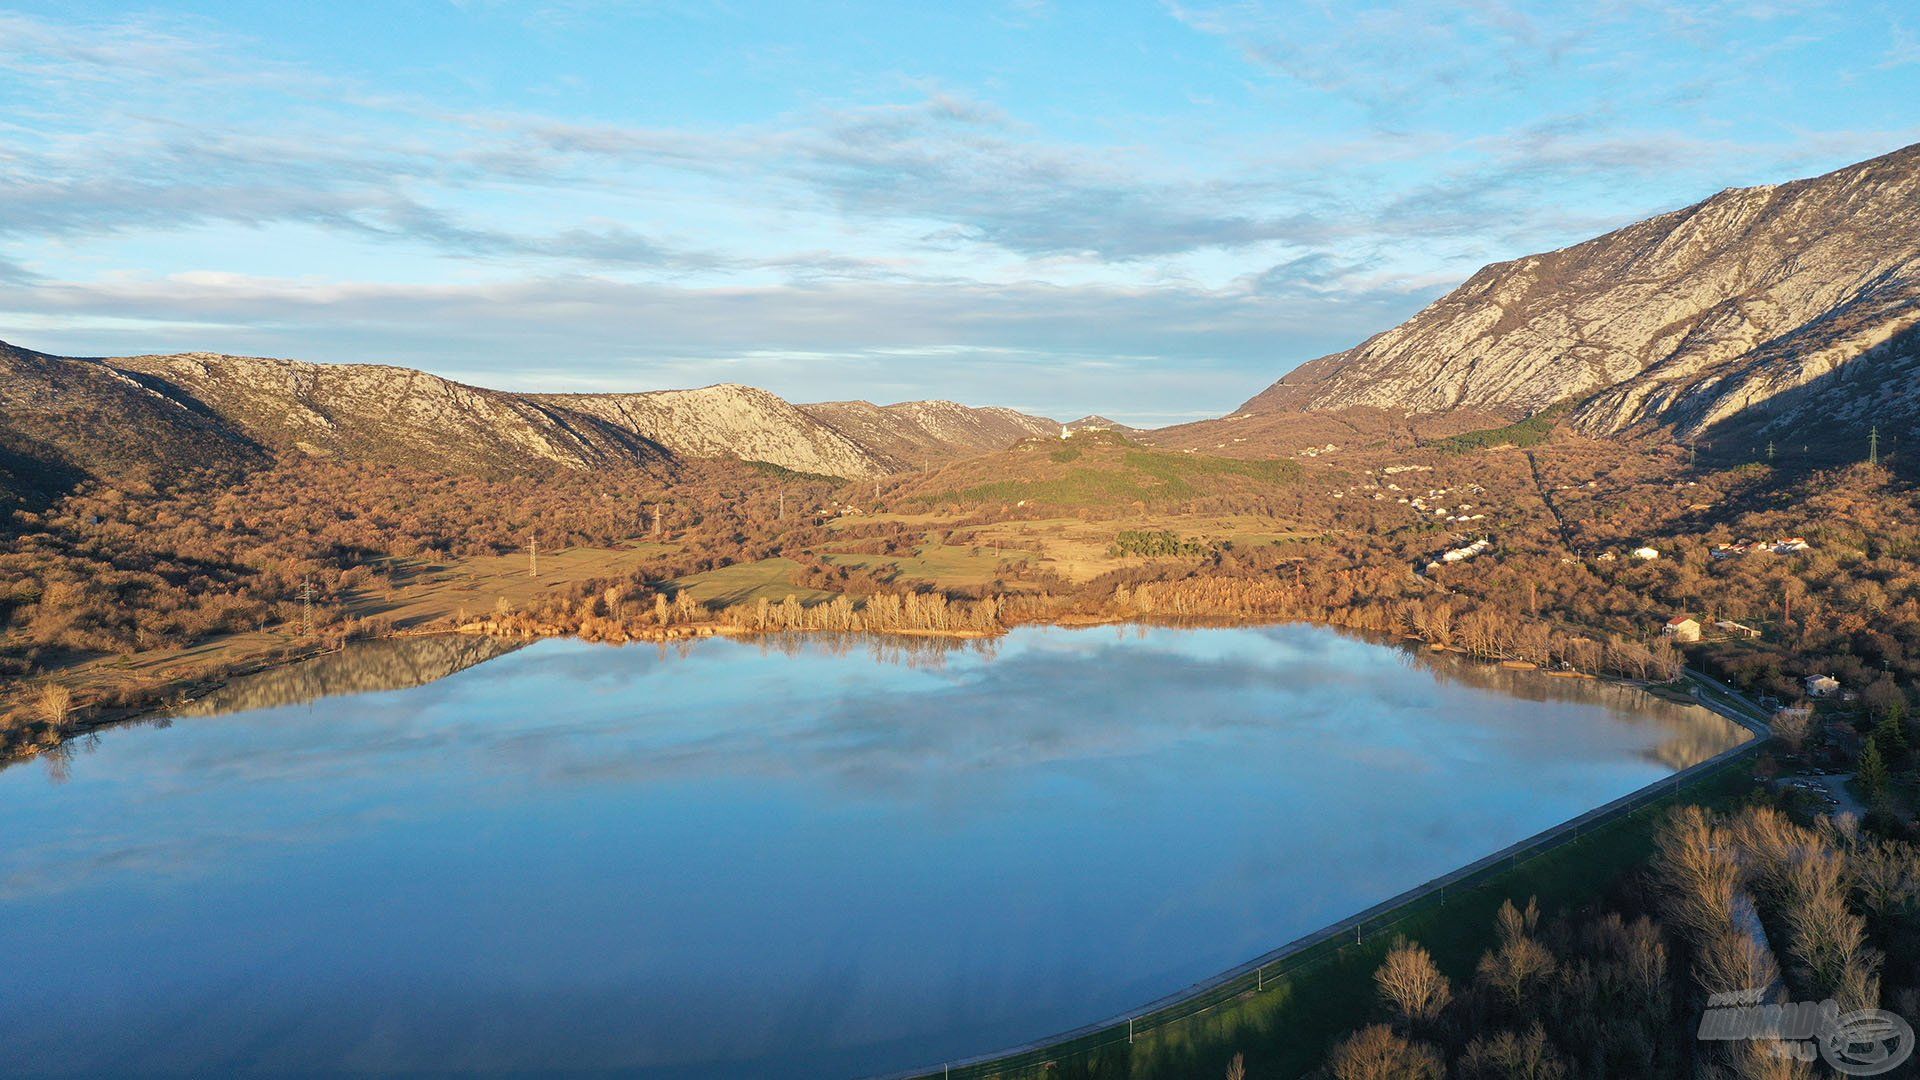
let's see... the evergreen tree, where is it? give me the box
[1860,738,1890,796]
[1874,712,1911,766]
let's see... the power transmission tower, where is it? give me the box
[529,536,538,578]
[1870,426,1880,466]
[1766,440,1775,462]
[301,578,313,637]
[778,492,785,520]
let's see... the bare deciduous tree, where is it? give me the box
[1326,1025,1445,1080]
[1375,939,1453,1027]
[36,684,72,725]
[1458,1023,1568,1080]
[1771,706,1814,756]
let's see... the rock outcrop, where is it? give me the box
[536,385,890,478]
[1243,142,1920,440]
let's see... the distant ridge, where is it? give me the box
[800,399,1062,466]
[1063,415,1144,437]
[0,341,1061,497]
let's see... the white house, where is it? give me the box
[1804,674,1841,698]
[1664,615,1702,643]
[1631,547,1661,560]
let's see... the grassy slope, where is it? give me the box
[670,558,836,607]
[1425,405,1567,454]
[898,433,1302,511]
[825,543,1042,589]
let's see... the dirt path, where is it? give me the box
[1524,449,1575,550]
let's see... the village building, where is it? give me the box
[1804,674,1841,698]
[1664,615,1702,643]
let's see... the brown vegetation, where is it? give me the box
[1314,799,1920,1078]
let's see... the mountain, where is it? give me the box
[0,341,263,503]
[1062,415,1144,437]
[1237,143,1920,442]
[533,385,887,477]
[113,352,671,476]
[0,343,1060,496]
[799,400,1061,466]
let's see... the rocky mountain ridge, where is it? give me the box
[1240,142,1920,442]
[0,342,1061,493]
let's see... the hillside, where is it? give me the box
[114,352,672,476]
[1234,142,1920,443]
[532,385,887,477]
[890,429,1304,511]
[0,342,1059,490]
[799,399,1060,465]
[0,342,263,505]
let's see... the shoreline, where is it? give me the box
[13,611,1731,770]
[2,618,1776,1077]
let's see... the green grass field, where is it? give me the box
[825,543,1040,588]
[917,444,1303,510]
[669,558,835,607]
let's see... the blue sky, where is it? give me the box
[2,2,1916,423]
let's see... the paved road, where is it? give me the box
[1683,668,1774,732]
[1812,772,1869,818]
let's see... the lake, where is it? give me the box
[0,624,1749,1078]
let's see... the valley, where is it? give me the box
[5,138,1920,1080]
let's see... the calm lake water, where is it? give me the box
[0,624,1748,1078]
